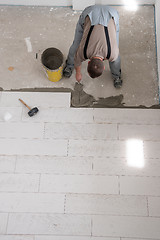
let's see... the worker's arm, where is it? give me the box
[75,65,82,82]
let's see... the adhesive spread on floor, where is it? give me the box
[71,82,95,107]
[93,94,124,107]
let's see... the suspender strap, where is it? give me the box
[83,25,94,59]
[104,26,111,60]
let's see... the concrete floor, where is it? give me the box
[0,5,159,107]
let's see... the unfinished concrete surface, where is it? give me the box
[0,5,159,107]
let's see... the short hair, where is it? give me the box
[87,58,104,78]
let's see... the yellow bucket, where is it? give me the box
[41,48,63,82]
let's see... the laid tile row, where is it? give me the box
[0,236,120,240]
[0,193,149,216]
[1,155,160,177]
[1,173,160,196]
[1,122,160,140]
[1,213,160,238]
[1,106,160,125]
[0,139,160,158]
[0,236,159,240]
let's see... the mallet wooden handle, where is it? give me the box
[19,98,31,110]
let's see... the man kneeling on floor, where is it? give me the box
[63,5,122,88]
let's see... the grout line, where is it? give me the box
[117,123,119,140]
[67,140,69,156]
[38,174,41,192]
[0,212,159,217]
[118,176,120,195]
[5,213,9,234]
[147,196,150,216]
[14,155,17,173]
[64,194,67,214]
[43,122,46,139]
[91,217,93,236]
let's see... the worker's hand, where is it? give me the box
[76,72,82,82]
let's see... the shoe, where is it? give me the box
[114,77,123,88]
[63,65,73,78]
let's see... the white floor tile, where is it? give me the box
[119,124,160,141]
[0,213,8,234]
[121,238,160,240]
[93,109,160,124]
[65,194,148,216]
[0,139,68,155]
[0,236,34,240]
[0,92,71,108]
[144,141,160,158]
[92,215,160,238]
[0,173,39,192]
[44,123,117,140]
[120,176,160,196]
[68,140,126,157]
[148,196,160,216]
[92,157,160,177]
[40,175,119,194]
[0,193,65,213]
[7,213,91,235]
[35,236,120,240]
[0,122,44,139]
[22,108,94,123]
[0,107,22,122]
[0,155,16,173]
[15,156,92,174]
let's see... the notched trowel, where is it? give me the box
[71,82,95,107]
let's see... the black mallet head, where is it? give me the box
[28,107,39,117]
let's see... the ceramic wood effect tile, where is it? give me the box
[65,194,148,216]
[40,175,119,194]
[0,107,22,122]
[92,157,160,177]
[92,215,160,238]
[7,213,91,235]
[0,155,16,173]
[0,139,68,155]
[44,123,117,140]
[93,109,160,124]
[120,176,160,196]
[68,140,126,157]
[21,108,94,123]
[0,173,39,192]
[15,156,93,174]
[118,124,160,141]
[144,141,160,158]
[0,193,65,213]
[35,236,120,240]
[0,92,71,108]
[148,196,160,216]
[0,236,34,240]
[0,213,8,234]
[0,122,44,139]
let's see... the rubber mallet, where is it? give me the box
[19,98,39,117]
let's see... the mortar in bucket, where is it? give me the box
[41,47,63,82]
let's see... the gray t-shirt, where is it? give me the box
[74,16,119,67]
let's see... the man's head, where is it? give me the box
[87,57,104,78]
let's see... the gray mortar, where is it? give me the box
[1,84,160,109]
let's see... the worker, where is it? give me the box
[63,5,122,88]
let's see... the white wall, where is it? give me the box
[0,0,72,6]
[73,0,156,10]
